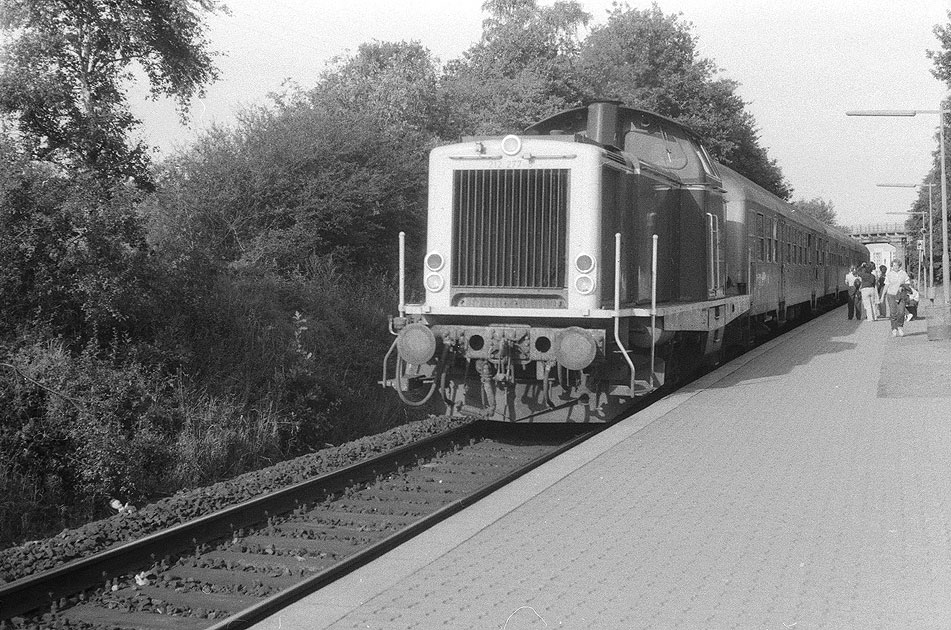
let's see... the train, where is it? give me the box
[382,100,868,422]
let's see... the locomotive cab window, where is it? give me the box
[624,120,669,167]
[697,143,720,178]
[662,125,699,177]
[624,118,692,175]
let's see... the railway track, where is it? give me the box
[1,421,603,630]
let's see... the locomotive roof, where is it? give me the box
[524,103,706,146]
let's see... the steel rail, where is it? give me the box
[0,422,488,621]
[205,422,604,630]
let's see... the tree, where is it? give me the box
[153,41,443,272]
[0,0,223,186]
[793,197,838,228]
[0,165,159,341]
[575,3,792,199]
[928,11,951,84]
[440,0,590,135]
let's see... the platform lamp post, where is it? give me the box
[880,182,935,300]
[847,103,951,339]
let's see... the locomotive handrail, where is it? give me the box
[650,234,658,389]
[613,233,638,394]
[398,231,406,317]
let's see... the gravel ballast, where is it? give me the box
[1,415,467,584]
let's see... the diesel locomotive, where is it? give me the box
[382,101,868,422]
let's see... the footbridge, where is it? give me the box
[846,222,915,270]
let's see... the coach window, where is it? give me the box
[760,215,767,261]
[769,217,775,262]
[782,224,787,262]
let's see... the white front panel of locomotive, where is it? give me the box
[422,139,604,315]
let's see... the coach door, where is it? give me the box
[778,219,787,322]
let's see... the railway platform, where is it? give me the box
[252,306,951,629]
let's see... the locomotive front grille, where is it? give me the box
[452,168,568,289]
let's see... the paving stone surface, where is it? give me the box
[254,308,951,630]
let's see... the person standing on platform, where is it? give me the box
[904,273,920,321]
[878,264,889,318]
[845,265,860,320]
[881,260,910,336]
[859,263,878,321]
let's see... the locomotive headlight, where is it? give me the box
[397,323,437,365]
[425,251,444,271]
[575,253,596,274]
[501,134,522,156]
[425,273,445,292]
[574,275,596,295]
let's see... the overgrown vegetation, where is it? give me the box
[1,0,841,547]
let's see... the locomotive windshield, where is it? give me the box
[626,124,682,168]
[624,121,696,175]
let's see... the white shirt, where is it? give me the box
[884,268,910,295]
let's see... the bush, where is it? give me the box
[151,255,418,447]
[0,337,176,543]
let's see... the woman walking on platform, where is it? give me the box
[859,263,878,321]
[881,260,910,336]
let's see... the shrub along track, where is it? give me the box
[0,421,608,630]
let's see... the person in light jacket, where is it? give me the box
[881,260,910,336]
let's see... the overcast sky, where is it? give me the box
[129,0,950,228]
